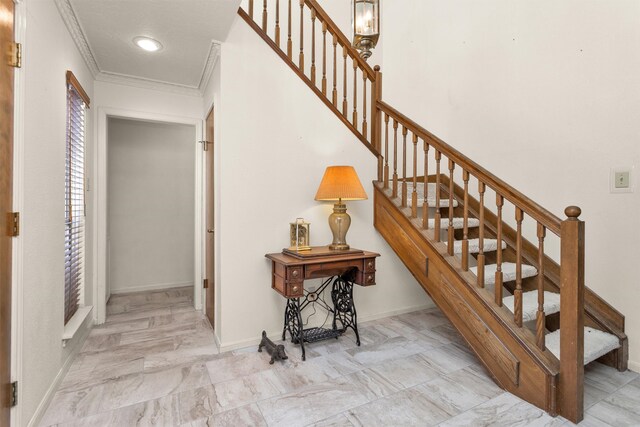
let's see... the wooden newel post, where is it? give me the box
[373,65,383,181]
[559,205,585,424]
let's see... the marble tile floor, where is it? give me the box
[40,287,639,427]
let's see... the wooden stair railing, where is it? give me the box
[239,0,383,158]
[238,1,627,423]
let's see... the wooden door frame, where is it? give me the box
[94,108,204,324]
[6,1,25,425]
[204,105,215,330]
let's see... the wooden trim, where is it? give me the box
[1,0,15,422]
[65,70,90,107]
[377,100,561,234]
[238,8,380,157]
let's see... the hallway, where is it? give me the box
[39,288,640,426]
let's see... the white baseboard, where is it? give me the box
[628,360,640,373]
[217,303,434,353]
[109,281,193,295]
[27,318,93,427]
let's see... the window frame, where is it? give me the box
[64,70,89,325]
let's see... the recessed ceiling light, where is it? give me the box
[133,36,163,52]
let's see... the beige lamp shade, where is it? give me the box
[314,166,368,201]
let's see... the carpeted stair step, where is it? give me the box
[502,291,561,322]
[403,182,459,208]
[429,217,480,229]
[470,262,538,286]
[546,327,620,365]
[453,238,506,255]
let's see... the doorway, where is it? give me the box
[95,110,204,324]
[204,107,215,327]
[106,118,196,303]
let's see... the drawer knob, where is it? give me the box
[367,275,373,282]
[292,270,299,277]
[292,286,299,292]
[367,261,374,269]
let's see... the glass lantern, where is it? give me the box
[352,0,380,60]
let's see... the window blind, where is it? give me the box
[65,71,89,325]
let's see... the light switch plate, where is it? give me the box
[610,167,634,193]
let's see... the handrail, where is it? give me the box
[377,100,562,236]
[303,0,375,80]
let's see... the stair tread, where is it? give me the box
[470,262,538,285]
[453,238,506,255]
[429,217,480,229]
[398,182,459,208]
[503,291,560,322]
[546,327,620,365]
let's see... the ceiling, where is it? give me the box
[57,0,241,95]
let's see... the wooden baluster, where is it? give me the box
[392,120,398,198]
[287,0,292,58]
[495,194,504,305]
[321,22,327,96]
[275,0,280,46]
[332,34,338,106]
[411,133,418,218]
[299,0,304,70]
[372,66,381,153]
[342,47,348,116]
[514,207,524,326]
[401,126,408,208]
[477,182,486,288]
[434,150,442,240]
[352,59,358,127]
[559,206,585,424]
[536,222,546,350]
[447,160,455,255]
[422,142,429,229]
[362,74,367,137]
[262,0,268,32]
[383,114,389,188]
[249,0,254,18]
[461,171,469,269]
[310,9,316,85]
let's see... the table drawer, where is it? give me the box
[356,271,376,286]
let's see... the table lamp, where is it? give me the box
[315,166,368,250]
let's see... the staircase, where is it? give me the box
[237,1,628,423]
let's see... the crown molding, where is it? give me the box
[198,43,221,93]
[55,0,220,96]
[55,0,100,77]
[94,71,203,97]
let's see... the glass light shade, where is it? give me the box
[352,0,380,60]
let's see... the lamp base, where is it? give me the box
[328,203,351,250]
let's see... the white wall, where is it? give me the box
[107,118,195,294]
[209,13,431,350]
[18,1,95,425]
[380,0,640,369]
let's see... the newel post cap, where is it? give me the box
[374,65,381,72]
[565,206,582,219]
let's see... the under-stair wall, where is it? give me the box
[206,11,432,351]
[237,0,630,423]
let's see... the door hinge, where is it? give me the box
[203,278,209,289]
[198,140,210,151]
[9,212,19,237]
[9,42,22,68]
[10,381,17,407]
